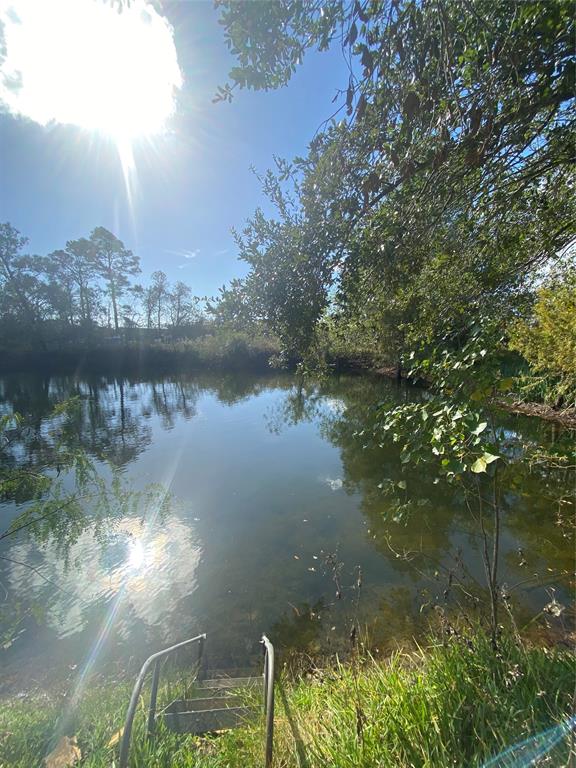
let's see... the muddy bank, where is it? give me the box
[497,398,576,430]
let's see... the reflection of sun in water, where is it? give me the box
[127,537,146,571]
[0,0,183,202]
[8,516,202,637]
[122,525,165,587]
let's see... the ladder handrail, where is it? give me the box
[261,634,275,768]
[118,633,206,768]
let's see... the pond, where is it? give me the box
[0,372,573,692]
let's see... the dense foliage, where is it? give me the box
[215,0,575,393]
[509,265,576,408]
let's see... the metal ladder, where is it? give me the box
[118,633,275,768]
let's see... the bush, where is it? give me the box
[509,267,576,407]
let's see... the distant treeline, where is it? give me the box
[0,222,218,351]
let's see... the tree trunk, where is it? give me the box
[112,289,119,331]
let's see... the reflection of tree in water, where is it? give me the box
[0,371,300,674]
[0,372,296,476]
[267,374,575,631]
[267,375,457,557]
[0,371,572,679]
[205,371,292,406]
[265,380,327,434]
[0,370,295,561]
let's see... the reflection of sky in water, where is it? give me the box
[322,397,346,415]
[323,476,344,491]
[7,517,202,639]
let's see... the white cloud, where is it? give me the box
[165,248,200,260]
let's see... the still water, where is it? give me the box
[0,372,573,691]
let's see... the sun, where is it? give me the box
[0,0,183,141]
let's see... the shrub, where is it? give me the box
[509,268,576,407]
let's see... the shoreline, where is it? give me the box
[1,631,573,767]
[370,365,576,430]
[2,347,574,429]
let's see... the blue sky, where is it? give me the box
[0,1,348,298]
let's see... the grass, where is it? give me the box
[0,330,282,374]
[1,633,574,767]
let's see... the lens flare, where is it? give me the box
[482,715,576,767]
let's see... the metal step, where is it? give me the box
[163,696,243,712]
[203,667,261,679]
[161,702,255,734]
[187,687,241,699]
[197,675,263,690]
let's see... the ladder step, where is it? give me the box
[163,696,243,712]
[204,667,261,679]
[161,705,255,734]
[198,676,263,689]
[187,687,241,699]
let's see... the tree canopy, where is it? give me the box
[215,0,575,370]
[0,223,206,347]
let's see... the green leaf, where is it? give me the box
[473,421,487,435]
[483,452,499,464]
[471,456,487,473]
[498,377,514,392]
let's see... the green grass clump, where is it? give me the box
[1,633,573,767]
[0,329,282,375]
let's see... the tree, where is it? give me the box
[149,270,169,330]
[219,0,574,201]
[47,239,100,326]
[169,281,197,328]
[216,0,575,359]
[208,278,264,331]
[0,223,205,342]
[509,265,576,407]
[0,223,49,343]
[89,227,140,331]
[141,285,156,330]
[121,284,145,328]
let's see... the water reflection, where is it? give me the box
[5,517,202,639]
[0,371,573,691]
[0,372,290,478]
